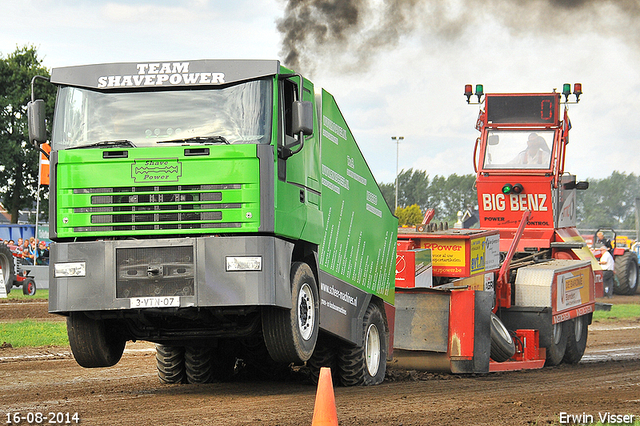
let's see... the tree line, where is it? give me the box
[379,169,477,226]
[380,168,640,230]
[0,46,55,223]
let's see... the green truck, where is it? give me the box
[28,60,397,385]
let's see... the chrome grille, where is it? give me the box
[71,184,243,232]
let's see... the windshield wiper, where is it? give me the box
[157,136,230,145]
[69,140,136,149]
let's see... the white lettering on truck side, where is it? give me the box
[482,193,547,212]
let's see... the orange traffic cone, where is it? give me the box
[311,367,338,426]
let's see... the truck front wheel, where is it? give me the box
[67,313,125,368]
[337,302,387,386]
[262,262,319,363]
[562,315,589,364]
[544,320,568,366]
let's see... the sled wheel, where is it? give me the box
[156,345,186,384]
[544,320,568,366]
[185,346,214,384]
[22,279,36,296]
[563,315,589,364]
[262,262,319,363]
[614,251,638,295]
[0,244,15,294]
[337,303,387,386]
[490,313,515,362]
[67,312,125,368]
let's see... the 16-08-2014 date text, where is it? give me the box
[5,412,79,425]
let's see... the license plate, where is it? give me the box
[129,296,180,308]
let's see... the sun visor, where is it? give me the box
[50,59,281,90]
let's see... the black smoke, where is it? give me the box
[277,0,640,76]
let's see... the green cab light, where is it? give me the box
[502,183,513,194]
[475,84,484,97]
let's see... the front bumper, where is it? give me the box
[49,235,293,314]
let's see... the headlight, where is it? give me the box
[226,256,262,271]
[54,262,86,277]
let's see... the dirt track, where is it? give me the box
[1,297,640,426]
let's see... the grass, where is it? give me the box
[5,288,49,300]
[593,304,640,322]
[0,319,68,348]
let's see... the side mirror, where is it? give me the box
[292,101,313,136]
[576,181,589,190]
[28,99,47,145]
[488,135,499,145]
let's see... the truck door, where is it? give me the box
[274,77,322,242]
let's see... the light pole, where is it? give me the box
[391,136,404,212]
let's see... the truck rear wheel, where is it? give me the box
[67,312,125,368]
[0,243,15,294]
[614,251,638,295]
[262,262,319,363]
[337,303,387,386]
[490,313,515,362]
[307,334,338,384]
[156,345,186,384]
[544,320,568,366]
[563,315,589,364]
[185,346,214,384]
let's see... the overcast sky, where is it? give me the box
[2,0,639,185]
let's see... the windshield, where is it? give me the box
[51,79,272,149]
[482,130,555,170]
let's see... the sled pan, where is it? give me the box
[391,287,492,373]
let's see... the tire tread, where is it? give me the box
[156,345,186,384]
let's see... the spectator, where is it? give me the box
[23,239,36,265]
[37,241,49,265]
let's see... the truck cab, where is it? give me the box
[28,60,397,386]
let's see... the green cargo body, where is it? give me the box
[34,59,396,384]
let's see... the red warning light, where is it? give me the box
[573,83,582,102]
[512,183,524,194]
[464,84,473,103]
